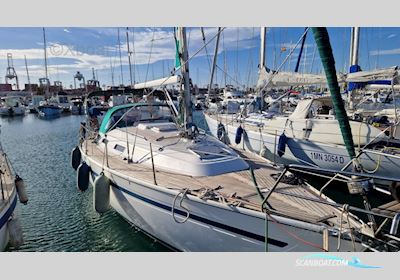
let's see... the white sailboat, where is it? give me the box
[73,27,400,252]
[37,28,63,119]
[0,134,27,250]
[204,28,400,191]
[344,28,400,122]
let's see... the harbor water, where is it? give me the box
[0,114,170,252]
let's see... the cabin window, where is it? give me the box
[105,104,174,132]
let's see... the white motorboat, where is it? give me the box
[0,97,25,117]
[221,86,248,105]
[55,95,72,113]
[70,98,84,115]
[28,95,45,113]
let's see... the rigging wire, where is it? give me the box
[200,27,213,75]
[376,28,381,69]
[126,27,133,86]
[117,28,124,86]
[235,28,240,84]
[341,28,347,73]
[309,43,317,74]
[107,27,227,133]
[215,64,243,88]
[271,27,277,70]
[144,28,156,85]
[365,28,371,70]
[257,28,310,94]
[131,27,139,83]
[245,27,255,89]
[222,31,227,87]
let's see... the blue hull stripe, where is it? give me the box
[109,181,288,248]
[0,194,17,230]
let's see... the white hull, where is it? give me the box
[0,107,25,116]
[82,147,361,252]
[71,106,84,115]
[204,113,400,185]
[0,190,17,251]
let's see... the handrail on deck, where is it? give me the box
[287,164,400,183]
[253,164,397,220]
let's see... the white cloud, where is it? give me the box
[370,48,400,56]
[0,27,259,83]
[280,42,312,50]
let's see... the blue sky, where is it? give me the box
[0,27,399,89]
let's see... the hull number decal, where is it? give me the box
[310,152,345,164]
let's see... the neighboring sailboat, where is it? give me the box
[37,28,62,119]
[344,27,400,125]
[204,27,400,192]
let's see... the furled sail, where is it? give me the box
[345,66,399,83]
[133,75,181,89]
[256,67,328,89]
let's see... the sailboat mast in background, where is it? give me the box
[24,55,32,92]
[177,27,193,131]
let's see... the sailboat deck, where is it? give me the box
[372,200,400,218]
[84,140,357,228]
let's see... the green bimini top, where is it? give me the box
[98,102,166,135]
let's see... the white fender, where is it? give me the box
[15,175,28,204]
[93,173,110,214]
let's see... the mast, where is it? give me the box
[349,28,354,66]
[177,27,193,130]
[350,27,360,66]
[110,57,115,87]
[348,27,361,109]
[43,28,48,80]
[24,55,32,92]
[223,35,227,87]
[259,27,267,110]
[208,27,221,96]
[117,28,124,86]
[259,27,267,69]
[126,27,133,86]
